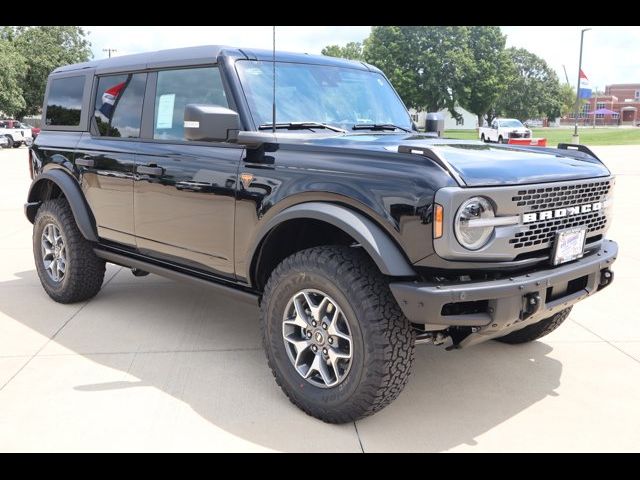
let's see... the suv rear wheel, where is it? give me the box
[33,198,106,303]
[260,246,415,423]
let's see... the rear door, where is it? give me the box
[75,72,147,247]
[133,66,242,278]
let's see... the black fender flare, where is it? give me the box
[249,202,416,280]
[25,170,98,242]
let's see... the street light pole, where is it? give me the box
[573,28,591,143]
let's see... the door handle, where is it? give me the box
[76,157,95,168]
[137,165,164,176]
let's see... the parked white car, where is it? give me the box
[478,118,532,144]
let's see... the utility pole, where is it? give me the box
[593,87,597,128]
[103,48,117,58]
[573,28,591,144]
[562,65,570,85]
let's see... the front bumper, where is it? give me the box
[390,239,618,348]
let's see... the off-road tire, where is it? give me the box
[495,307,572,344]
[498,135,505,144]
[33,198,105,303]
[12,142,21,148]
[481,133,486,142]
[5,136,13,148]
[260,246,415,423]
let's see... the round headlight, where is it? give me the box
[454,197,495,250]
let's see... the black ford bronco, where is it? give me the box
[26,45,617,423]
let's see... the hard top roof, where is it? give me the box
[52,45,376,75]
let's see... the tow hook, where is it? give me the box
[599,269,613,289]
[520,292,541,321]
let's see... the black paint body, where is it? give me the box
[27,45,612,294]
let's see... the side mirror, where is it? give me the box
[184,104,240,142]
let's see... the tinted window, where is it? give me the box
[153,67,228,141]
[46,76,85,126]
[94,73,147,138]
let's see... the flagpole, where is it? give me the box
[573,28,591,143]
[593,87,597,129]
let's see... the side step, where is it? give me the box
[94,248,259,305]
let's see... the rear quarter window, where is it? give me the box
[45,76,85,127]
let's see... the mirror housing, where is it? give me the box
[184,104,240,142]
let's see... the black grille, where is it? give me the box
[508,132,530,138]
[511,180,611,211]
[509,180,611,250]
[509,212,607,249]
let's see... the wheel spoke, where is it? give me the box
[292,295,311,326]
[327,309,351,344]
[283,335,311,364]
[317,356,333,385]
[308,295,330,323]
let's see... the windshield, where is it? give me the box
[500,119,525,128]
[235,60,412,131]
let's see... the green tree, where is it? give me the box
[321,42,363,60]
[362,26,472,119]
[0,38,27,116]
[559,83,577,117]
[496,47,563,121]
[3,26,92,117]
[457,26,510,128]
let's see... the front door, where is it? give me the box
[134,66,241,278]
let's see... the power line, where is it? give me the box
[103,48,117,58]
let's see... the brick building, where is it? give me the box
[579,83,640,125]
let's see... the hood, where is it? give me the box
[296,134,611,187]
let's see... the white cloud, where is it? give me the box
[83,26,640,90]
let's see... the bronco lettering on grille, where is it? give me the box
[522,202,602,224]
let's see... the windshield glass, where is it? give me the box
[235,60,412,131]
[500,119,524,128]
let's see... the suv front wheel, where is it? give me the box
[260,246,415,423]
[33,198,106,303]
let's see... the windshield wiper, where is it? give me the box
[352,123,411,133]
[258,122,347,133]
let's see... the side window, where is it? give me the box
[46,76,85,126]
[153,67,228,141]
[94,73,147,138]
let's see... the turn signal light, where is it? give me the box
[434,204,443,239]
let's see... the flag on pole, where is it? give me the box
[579,70,592,99]
[99,81,127,118]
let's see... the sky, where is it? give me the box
[84,26,640,91]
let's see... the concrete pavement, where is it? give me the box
[1,145,639,452]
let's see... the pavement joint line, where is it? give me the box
[570,319,640,365]
[353,422,365,453]
[23,347,264,357]
[0,266,121,392]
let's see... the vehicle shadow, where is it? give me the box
[0,269,562,452]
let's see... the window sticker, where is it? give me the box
[156,93,175,129]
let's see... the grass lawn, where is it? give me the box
[442,127,640,146]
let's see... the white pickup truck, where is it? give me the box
[479,118,532,144]
[0,120,32,148]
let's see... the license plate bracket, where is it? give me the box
[552,226,588,266]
